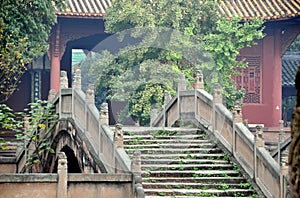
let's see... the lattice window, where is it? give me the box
[234,56,261,104]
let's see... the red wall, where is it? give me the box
[240,26,282,127]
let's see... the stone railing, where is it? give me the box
[152,71,289,198]
[49,70,144,197]
[0,152,134,198]
[50,71,133,174]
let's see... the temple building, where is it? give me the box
[4,0,300,127]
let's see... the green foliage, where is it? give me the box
[0,0,65,102]
[0,104,22,150]
[18,100,58,167]
[97,0,265,124]
[0,100,58,168]
[203,17,264,108]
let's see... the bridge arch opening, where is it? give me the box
[53,145,81,173]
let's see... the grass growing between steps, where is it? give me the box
[124,129,260,197]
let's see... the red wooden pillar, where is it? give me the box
[49,24,61,93]
[265,28,282,126]
[272,29,282,126]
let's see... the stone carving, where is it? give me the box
[254,125,264,147]
[57,152,68,198]
[86,84,95,104]
[178,73,187,91]
[133,173,145,198]
[195,70,204,90]
[164,90,172,107]
[150,108,158,127]
[99,102,109,125]
[60,71,68,89]
[48,89,56,102]
[233,101,242,123]
[279,120,285,144]
[114,124,124,148]
[73,68,81,90]
[289,67,300,197]
[58,152,67,170]
[213,83,222,104]
[131,150,141,173]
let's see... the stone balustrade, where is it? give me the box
[151,71,288,198]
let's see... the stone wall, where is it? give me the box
[0,173,133,198]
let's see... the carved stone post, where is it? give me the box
[72,69,81,90]
[213,83,222,104]
[164,90,172,107]
[60,71,68,89]
[280,150,289,198]
[232,101,242,156]
[178,73,187,92]
[99,102,109,125]
[131,150,144,198]
[233,101,243,123]
[86,84,95,104]
[254,125,264,181]
[48,89,56,103]
[194,70,204,90]
[278,120,285,164]
[114,124,124,148]
[150,108,158,127]
[57,152,68,198]
[255,125,264,147]
[131,150,141,173]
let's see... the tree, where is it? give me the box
[0,0,64,102]
[89,0,264,125]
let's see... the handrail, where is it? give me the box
[152,87,288,198]
[53,87,132,173]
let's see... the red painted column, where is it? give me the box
[272,28,282,126]
[50,24,61,93]
[261,28,282,126]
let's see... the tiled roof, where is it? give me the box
[282,52,300,87]
[220,0,300,20]
[55,0,112,17]
[56,0,300,20]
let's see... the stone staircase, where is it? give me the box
[124,128,259,198]
[0,131,20,158]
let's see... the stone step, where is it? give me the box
[144,188,255,196]
[125,143,215,149]
[139,153,225,159]
[147,196,251,198]
[142,182,253,190]
[123,127,200,135]
[141,159,229,165]
[142,177,247,184]
[124,139,211,145]
[126,148,222,155]
[142,170,240,178]
[124,134,205,140]
[141,163,234,171]
[123,128,258,197]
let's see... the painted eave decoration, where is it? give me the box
[55,0,300,20]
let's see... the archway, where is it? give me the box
[53,146,81,173]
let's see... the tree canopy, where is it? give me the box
[86,0,264,125]
[0,0,64,102]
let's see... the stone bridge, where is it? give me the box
[0,69,294,198]
[0,70,144,198]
